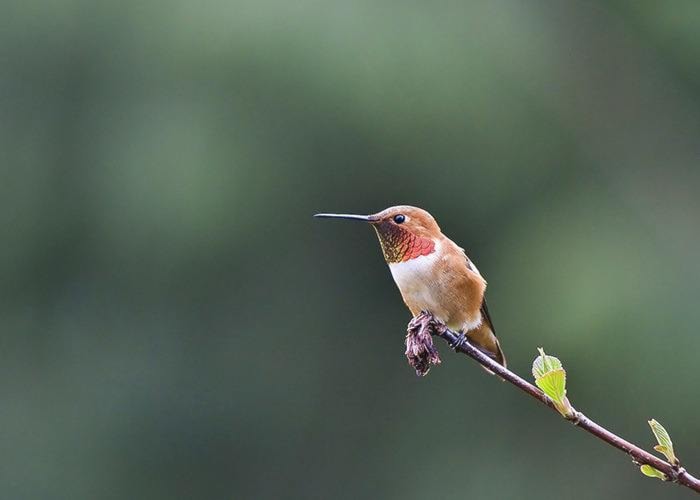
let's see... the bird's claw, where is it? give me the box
[450,332,467,351]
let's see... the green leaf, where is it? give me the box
[535,368,566,402]
[532,348,574,418]
[648,419,679,466]
[640,464,668,481]
[532,348,562,379]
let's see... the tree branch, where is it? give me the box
[423,316,700,494]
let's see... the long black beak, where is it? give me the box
[314,213,375,222]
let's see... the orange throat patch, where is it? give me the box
[372,222,436,264]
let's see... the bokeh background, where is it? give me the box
[3,1,700,498]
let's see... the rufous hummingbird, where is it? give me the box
[315,205,505,368]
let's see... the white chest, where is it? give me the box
[388,250,442,309]
[386,242,482,331]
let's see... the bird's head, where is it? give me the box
[314,205,442,263]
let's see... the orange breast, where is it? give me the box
[388,239,485,331]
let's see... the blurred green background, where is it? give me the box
[3,1,700,498]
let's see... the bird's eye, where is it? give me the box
[393,214,406,224]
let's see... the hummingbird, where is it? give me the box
[315,205,505,368]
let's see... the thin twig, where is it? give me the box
[431,322,700,494]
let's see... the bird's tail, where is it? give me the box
[467,322,506,372]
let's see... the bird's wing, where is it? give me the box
[464,255,496,333]
[464,253,506,368]
[480,296,496,334]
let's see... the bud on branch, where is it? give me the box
[405,312,700,494]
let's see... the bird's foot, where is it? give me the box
[450,332,467,351]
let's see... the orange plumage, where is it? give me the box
[315,205,506,368]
